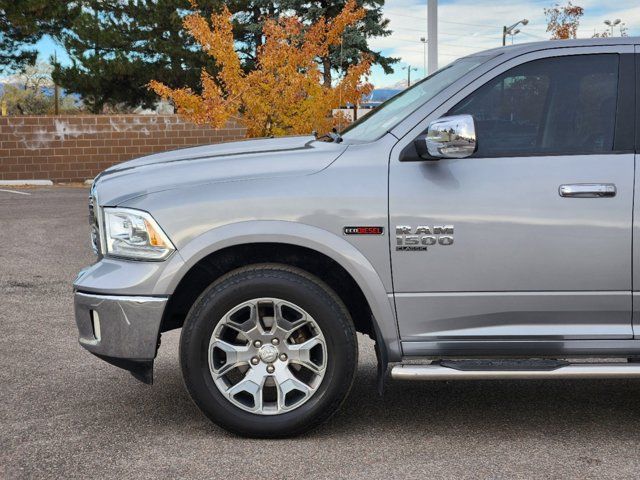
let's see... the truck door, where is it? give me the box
[389,47,637,352]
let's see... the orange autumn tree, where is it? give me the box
[149,0,373,138]
[544,2,584,39]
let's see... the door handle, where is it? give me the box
[558,183,616,198]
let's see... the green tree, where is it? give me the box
[0,0,69,73]
[182,1,397,81]
[284,0,397,85]
[224,1,397,84]
[226,0,281,71]
[53,0,220,113]
[53,0,395,112]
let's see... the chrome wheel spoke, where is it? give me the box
[276,370,312,410]
[209,297,327,415]
[286,336,326,374]
[274,302,308,332]
[209,340,251,377]
[224,302,257,333]
[225,375,264,412]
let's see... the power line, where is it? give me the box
[389,11,501,30]
[387,43,467,57]
[393,44,476,57]
[439,19,502,29]
[387,32,494,48]
[391,24,502,40]
[518,31,548,40]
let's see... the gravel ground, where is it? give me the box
[2,187,640,480]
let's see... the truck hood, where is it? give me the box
[93,136,347,205]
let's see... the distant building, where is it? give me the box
[333,88,403,122]
[359,88,403,109]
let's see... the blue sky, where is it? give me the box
[29,0,640,88]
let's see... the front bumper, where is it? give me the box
[74,291,168,383]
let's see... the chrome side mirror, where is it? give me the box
[414,114,477,160]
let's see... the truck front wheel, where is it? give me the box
[179,264,358,437]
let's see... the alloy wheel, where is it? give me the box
[208,298,327,415]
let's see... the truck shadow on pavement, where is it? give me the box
[335,364,640,439]
[134,337,640,441]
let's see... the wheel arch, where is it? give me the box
[158,221,401,363]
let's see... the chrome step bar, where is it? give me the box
[391,363,640,381]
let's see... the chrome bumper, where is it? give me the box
[74,291,168,383]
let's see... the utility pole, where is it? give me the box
[53,51,59,115]
[427,0,438,75]
[403,65,419,87]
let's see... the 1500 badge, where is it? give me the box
[395,225,454,251]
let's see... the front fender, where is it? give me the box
[157,220,401,362]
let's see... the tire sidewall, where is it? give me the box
[180,265,357,437]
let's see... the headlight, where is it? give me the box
[103,207,175,261]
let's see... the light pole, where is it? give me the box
[502,18,528,46]
[509,29,521,44]
[420,37,427,78]
[402,65,419,87]
[604,19,621,36]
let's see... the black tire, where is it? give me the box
[179,263,358,437]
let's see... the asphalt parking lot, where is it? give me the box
[2,186,640,479]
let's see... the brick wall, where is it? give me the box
[0,115,246,183]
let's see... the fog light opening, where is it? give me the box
[91,310,101,341]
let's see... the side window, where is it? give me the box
[449,54,619,157]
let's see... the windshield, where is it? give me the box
[340,55,493,143]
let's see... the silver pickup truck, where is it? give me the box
[74,37,640,437]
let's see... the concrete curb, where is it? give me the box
[0,180,53,186]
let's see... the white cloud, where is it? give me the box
[369,0,639,87]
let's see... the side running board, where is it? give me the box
[391,359,640,381]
